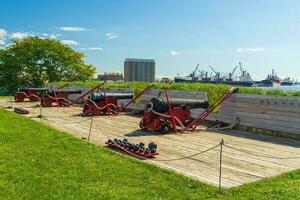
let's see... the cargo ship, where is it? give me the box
[174,62,254,87]
[281,77,293,86]
[254,69,281,87]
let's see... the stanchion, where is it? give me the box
[37,102,43,119]
[87,115,94,143]
[219,139,224,191]
[7,99,13,109]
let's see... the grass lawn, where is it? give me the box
[0,108,299,200]
[0,96,12,99]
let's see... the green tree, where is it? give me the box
[0,37,96,94]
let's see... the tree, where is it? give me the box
[0,37,96,94]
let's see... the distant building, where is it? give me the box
[97,72,123,82]
[160,77,170,83]
[124,58,155,82]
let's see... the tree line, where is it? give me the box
[0,37,96,95]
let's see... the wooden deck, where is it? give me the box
[1,99,300,188]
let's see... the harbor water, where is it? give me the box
[257,85,300,91]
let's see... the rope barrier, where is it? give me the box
[224,144,300,160]
[25,106,40,112]
[92,120,121,139]
[42,115,93,124]
[83,116,222,162]
[92,120,216,159]
[153,143,221,162]
[21,105,40,108]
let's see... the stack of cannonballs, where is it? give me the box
[107,138,158,154]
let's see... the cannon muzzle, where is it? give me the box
[89,92,134,102]
[230,87,239,93]
[147,97,209,113]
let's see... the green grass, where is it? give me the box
[0,109,299,200]
[51,81,300,103]
[0,96,12,99]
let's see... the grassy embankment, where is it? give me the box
[0,96,12,99]
[0,108,299,199]
[52,81,300,103]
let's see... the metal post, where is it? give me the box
[219,139,224,191]
[87,116,94,143]
[8,99,13,109]
[38,102,43,119]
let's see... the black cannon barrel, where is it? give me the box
[89,92,134,102]
[18,88,49,92]
[148,97,209,113]
[47,90,82,96]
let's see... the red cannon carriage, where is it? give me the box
[82,92,134,115]
[41,90,82,107]
[82,85,152,116]
[15,88,49,102]
[140,87,239,133]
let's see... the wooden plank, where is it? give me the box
[221,101,300,113]
[218,108,300,125]
[219,104,300,118]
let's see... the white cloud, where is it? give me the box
[0,30,63,44]
[169,50,180,56]
[0,29,7,45]
[79,47,103,51]
[89,47,103,50]
[61,39,79,46]
[0,29,7,39]
[59,26,89,32]
[105,33,119,39]
[236,48,278,52]
[49,33,62,39]
[10,32,31,41]
[37,32,62,39]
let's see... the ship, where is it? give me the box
[174,62,254,87]
[222,62,254,87]
[281,77,293,86]
[255,69,281,87]
[294,80,300,85]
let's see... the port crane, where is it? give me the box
[191,64,200,80]
[209,65,224,81]
[190,64,206,81]
[227,65,238,81]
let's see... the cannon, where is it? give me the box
[147,97,209,113]
[81,85,152,116]
[140,87,239,133]
[41,89,82,107]
[141,96,209,133]
[15,88,49,102]
[89,92,134,102]
[82,92,134,116]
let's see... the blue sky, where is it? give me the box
[0,0,300,80]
